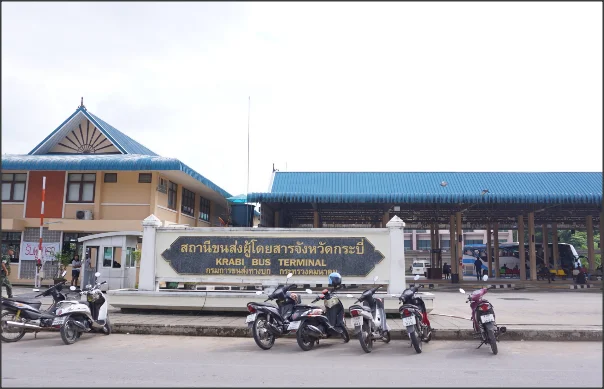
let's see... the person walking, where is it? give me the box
[474,257,483,281]
[1,248,14,298]
[71,254,82,287]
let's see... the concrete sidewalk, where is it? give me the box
[5,287,601,342]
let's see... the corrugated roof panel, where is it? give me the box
[247,172,603,205]
[2,154,231,199]
[86,112,158,156]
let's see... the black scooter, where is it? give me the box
[1,271,74,343]
[295,286,350,351]
[396,274,433,354]
[246,273,319,350]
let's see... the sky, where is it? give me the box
[2,2,602,197]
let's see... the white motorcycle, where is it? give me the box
[52,271,111,345]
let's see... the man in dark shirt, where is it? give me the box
[474,257,483,281]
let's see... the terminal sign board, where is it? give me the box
[161,236,385,277]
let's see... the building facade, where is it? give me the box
[1,103,233,284]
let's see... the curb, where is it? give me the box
[111,323,602,342]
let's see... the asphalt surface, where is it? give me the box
[1,334,602,387]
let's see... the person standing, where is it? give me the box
[1,249,14,298]
[474,257,483,281]
[442,262,451,280]
[71,254,82,287]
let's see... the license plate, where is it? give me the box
[287,321,300,331]
[245,314,257,324]
[52,317,65,326]
[352,316,363,327]
[402,316,416,326]
[480,314,494,323]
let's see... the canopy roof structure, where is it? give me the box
[248,172,603,228]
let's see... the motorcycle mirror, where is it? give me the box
[346,294,354,298]
[305,289,313,294]
[286,273,293,279]
[95,272,101,278]
[459,288,466,294]
[70,286,76,291]
[62,270,67,277]
[255,291,263,295]
[482,274,489,282]
[414,274,420,281]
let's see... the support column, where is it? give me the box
[430,224,436,271]
[586,215,595,275]
[486,222,492,277]
[313,210,320,228]
[518,215,526,281]
[528,212,537,280]
[139,215,162,291]
[493,223,500,278]
[542,224,549,267]
[456,212,463,280]
[94,171,103,220]
[274,210,280,228]
[150,172,159,217]
[552,223,559,269]
[382,211,390,227]
[387,216,406,295]
[412,229,417,250]
[449,215,456,275]
[176,184,183,224]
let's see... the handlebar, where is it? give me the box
[312,297,320,303]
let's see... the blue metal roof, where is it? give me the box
[247,172,603,205]
[2,154,232,199]
[28,107,159,156]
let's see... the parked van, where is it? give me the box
[411,259,431,277]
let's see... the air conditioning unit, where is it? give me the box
[76,210,94,220]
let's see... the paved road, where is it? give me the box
[2,334,601,387]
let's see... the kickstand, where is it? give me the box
[476,341,484,349]
[34,332,38,339]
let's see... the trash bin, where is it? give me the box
[451,274,460,284]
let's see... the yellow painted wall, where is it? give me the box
[101,171,151,204]
[155,207,178,223]
[101,205,151,221]
[64,203,95,219]
[2,204,24,219]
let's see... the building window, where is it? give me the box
[465,239,483,245]
[417,240,431,250]
[498,239,508,243]
[66,173,96,203]
[181,188,195,217]
[1,232,22,263]
[103,247,121,268]
[104,173,117,183]
[167,181,177,210]
[139,173,152,183]
[1,173,26,202]
[404,240,412,251]
[199,197,210,222]
[62,233,92,259]
[441,239,450,249]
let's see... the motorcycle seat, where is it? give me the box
[3,297,43,306]
[250,302,276,307]
[349,304,371,312]
[295,304,321,310]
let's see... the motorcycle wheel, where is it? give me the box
[382,330,391,343]
[0,311,26,343]
[103,317,112,335]
[296,322,316,351]
[252,314,275,350]
[358,321,373,353]
[60,315,80,345]
[423,325,432,343]
[340,325,350,343]
[410,324,422,354]
[485,322,498,355]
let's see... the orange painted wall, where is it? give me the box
[25,171,65,218]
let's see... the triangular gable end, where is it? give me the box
[29,107,128,155]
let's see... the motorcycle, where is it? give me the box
[295,285,350,351]
[53,272,111,345]
[346,275,391,353]
[1,271,78,343]
[396,274,432,354]
[245,273,319,350]
[459,274,507,355]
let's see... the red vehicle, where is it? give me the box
[459,275,507,355]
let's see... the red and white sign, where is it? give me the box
[20,242,61,262]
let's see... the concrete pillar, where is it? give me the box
[412,229,417,250]
[486,222,492,277]
[139,214,162,291]
[274,210,280,227]
[542,224,549,267]
[449,215,456,275]
[150,173,159,217]
[456,212,463,277]
[387,216,406,294]
[94,171,103,220]
[430,224,436,269]
[586,215,595,274]
[551,223,559,269]
[493,223,500,278]
[518,215,526,281]
[176,184,183,224]
[528,212,537,280]
[313,210,320,228]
